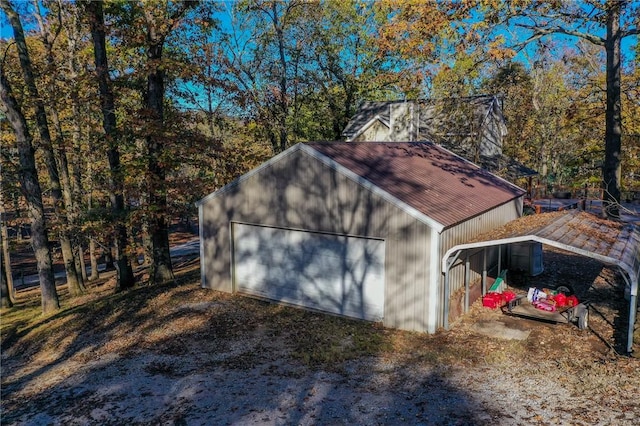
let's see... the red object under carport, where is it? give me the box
[441,210,640,355]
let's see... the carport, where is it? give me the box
[442,211,640,354]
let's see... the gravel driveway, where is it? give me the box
[2,250,639,425]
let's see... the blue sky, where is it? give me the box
[1,3,636,68]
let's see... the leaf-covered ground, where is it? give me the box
[1,246,639,425]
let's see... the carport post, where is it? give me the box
[443,270,450,330]
[443,250,463,330]
[482,248,487,295]
[465,254,470,313]
[621,272,638,355]
[629,293,637,354]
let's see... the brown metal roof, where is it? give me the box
[306,142,525,229]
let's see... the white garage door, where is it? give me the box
[233,223,385,321]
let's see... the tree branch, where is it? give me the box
[516,23,605,46]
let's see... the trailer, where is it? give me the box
[501,286,589,330]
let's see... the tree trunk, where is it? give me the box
[1,0,60,312]
[145,97,174,283]
[51,107,85,296]
[142,218,153,266]
[76,243,88,282]
[87,163,99,282]
[2,0,83,299]
[103,240,113,270]
[59,237,82,295]
[36,0,86,296]
[603,0,622,219]
[274,1,289,153]
[1,261,12,308]
[1,227,13,308]
[1,220,15,301]
[144,18,173,285]
[13,194,24,242]
[57,146,85,294]
[0,183,15,301]
[2,0,62,207]
[531,72,548,182]
[66,8,91,287]
[86,0,135,291]
[89,237,99,281]
[340,87,355,140]
[0,68,59,313]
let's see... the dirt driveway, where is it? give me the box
[1,249,639,425]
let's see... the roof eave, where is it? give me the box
[442,234,630,276]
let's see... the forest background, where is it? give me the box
[0,0,638,313]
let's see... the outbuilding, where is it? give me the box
[196,142,526,333]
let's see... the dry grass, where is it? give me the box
[2,256,635,372]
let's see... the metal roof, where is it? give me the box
[198,142,525,232]
[307,142,526,230]
[442,210,640,354]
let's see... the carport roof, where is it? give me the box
[464,211,639,268]
[442,210,640,354]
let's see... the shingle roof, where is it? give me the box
[306,142,526,229]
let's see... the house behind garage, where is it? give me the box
[197,142,526,333]
[342,95,537,182]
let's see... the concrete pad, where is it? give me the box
[470,320,531,340]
